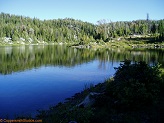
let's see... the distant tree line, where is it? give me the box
[0,12,164,43]
[96,19,164,41]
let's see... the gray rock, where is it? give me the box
[77,92,102,108]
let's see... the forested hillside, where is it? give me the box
[0,13,164,44]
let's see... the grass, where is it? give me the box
[89,36,164,49]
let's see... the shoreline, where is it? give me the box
[1,36,164,49]
[36,61,163,123]
[36,81,109,122]
[0,41,164,50]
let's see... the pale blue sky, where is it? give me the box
[0,0,163,24]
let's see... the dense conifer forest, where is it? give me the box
[0,13,164,44]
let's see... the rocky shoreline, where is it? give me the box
[36,82,108,123]
[1,36,164,50]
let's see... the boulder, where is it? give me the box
[77,92,101,108]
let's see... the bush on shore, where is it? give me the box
[38,60,163,123]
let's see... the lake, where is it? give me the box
[0,45,164,119]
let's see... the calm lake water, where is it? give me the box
[0,45,164,118]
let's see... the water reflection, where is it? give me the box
[0,45,164,75]
[0,45,164,118]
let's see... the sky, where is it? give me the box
[0,0,164,24]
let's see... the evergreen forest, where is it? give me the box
[0,12,164,45]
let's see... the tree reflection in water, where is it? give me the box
[0,45,163,75]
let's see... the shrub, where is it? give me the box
[107,60,162,110]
